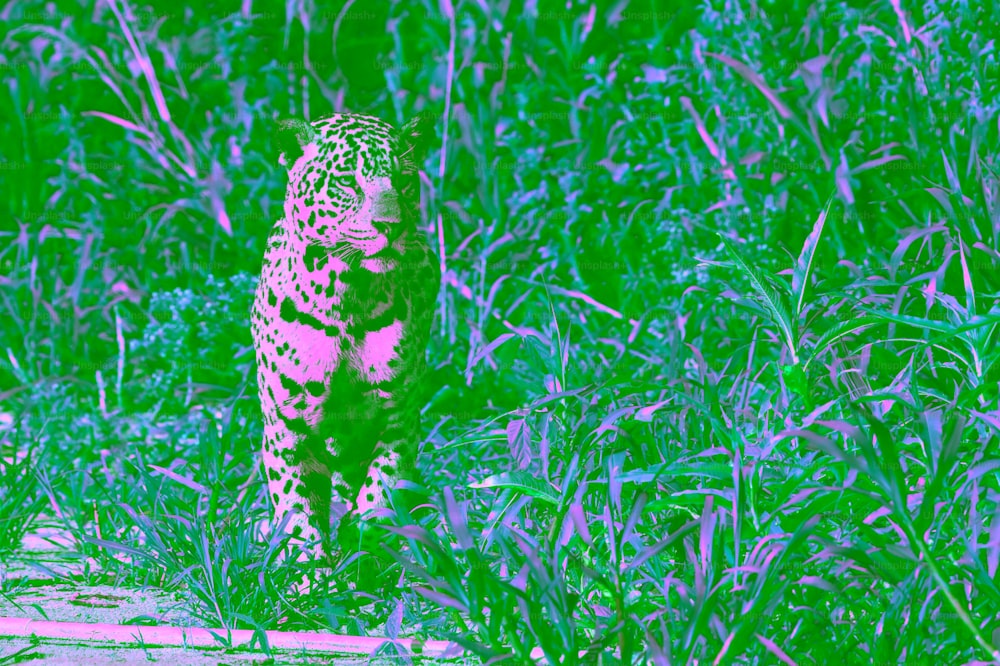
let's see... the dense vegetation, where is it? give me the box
[2,0,1000,663]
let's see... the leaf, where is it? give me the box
[414,586,468,613]
[82,110,153,137]
[568,502,594,548]
[505,418,532,471]
[717,233,798,362]
[956,231,977,321]
[593,405,637,439]
[704,52,793,119]
[852,405,907,516]
[755,634,798,665]
[802,316,883,373]
[915,413,965,534]
[443,486,475,552]
[835,149,855,205]
[620,460,733,485]
[644,494,708,515]
[680,96,734,179]
[850,153,907,174]
[382,524,440,549]
[635,399,671,422]
[470,471,560,505]
[847,306,954,334]
[79,536,153,560]
[627,518,699,571]
[465,332,516,373]
[781,363,811,407]
[529,386,590,409]
[148,465,210,495]
[940,148,964,196]
[922,313,1000,346]
[791,193,834,318]
[385,598,404,640]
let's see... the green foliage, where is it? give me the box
[127,273,256,413]
[1,0,999,663]
[0,441,44,558]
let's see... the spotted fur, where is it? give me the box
[251,112,439,556]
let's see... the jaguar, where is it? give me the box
[250,111,439,566]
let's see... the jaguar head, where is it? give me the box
[276,112,435,260]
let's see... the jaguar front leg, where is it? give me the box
[339,400,418,594]
[354,402,419,518]
[260,413,321,553]
[257,353,354,563]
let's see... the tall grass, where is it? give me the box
[1,0,999,663]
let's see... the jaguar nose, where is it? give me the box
[371,190,400,220]
[373,219,402,241]
[371,190,402,241]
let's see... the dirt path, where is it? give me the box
[1,530,475,665]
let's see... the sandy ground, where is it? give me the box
[0,638,383,664]
[0,577,472,665]
[1,527,478,665]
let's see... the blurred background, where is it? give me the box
[1,0,1000,663]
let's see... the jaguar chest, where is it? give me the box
[257,234,417,390]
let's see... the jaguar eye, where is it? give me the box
[333,175,356,190]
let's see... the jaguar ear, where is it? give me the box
[275,118,318,170]
[398,111,437,165]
